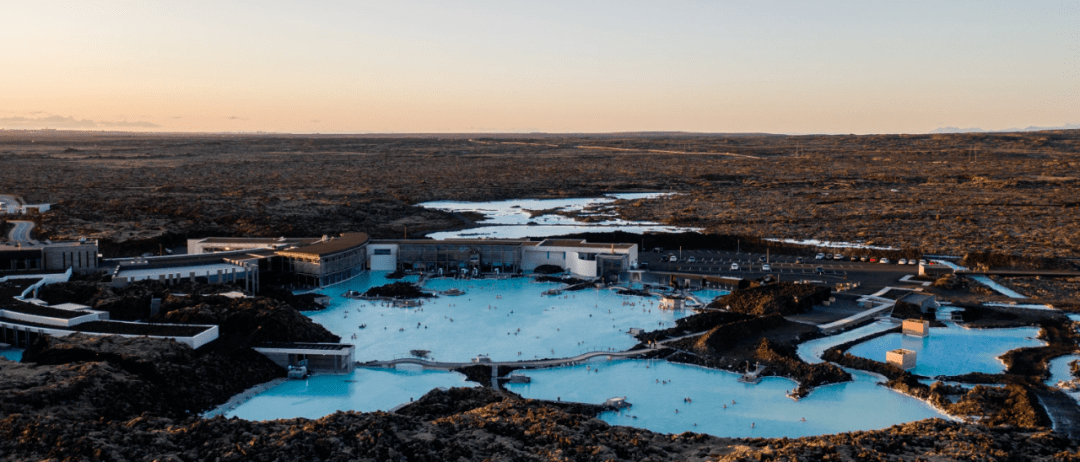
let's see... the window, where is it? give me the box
[373,248,391,255]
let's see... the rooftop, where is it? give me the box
[1,301,88,319]
[280,233,370,258]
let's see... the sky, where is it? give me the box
[1,1,1077,134]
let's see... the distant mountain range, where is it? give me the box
[930,123,1080,134]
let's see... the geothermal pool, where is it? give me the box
[225,366,474,420]
[505,359,948,438]
[419,193,699,239]
[0,349,22,362]
[846,324,1044,377]
[307,272,694,363]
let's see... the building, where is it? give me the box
[0,202,50,214]
[182,234,638,288]
[902,319,930,337]
[253,343,355,374]
[886,348,917,370]
[898,292,939,313]
[276,233,370,287]
[919,263,953,278]
[369,238,638,278]
[0,239,99,273]
[186,236,319,255]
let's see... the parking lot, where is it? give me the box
[639,248,919,292]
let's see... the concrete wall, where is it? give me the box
[368,244,399,271]
[521,248,567,272]
[0,309,108,327]
[42,244,98,271]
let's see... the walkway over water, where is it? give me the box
[361,346,665,371]
[955,269,1080,277]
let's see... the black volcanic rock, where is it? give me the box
[12,334,283,420]
[707,282,830,316]
[155,294,339,345]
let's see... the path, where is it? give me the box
[7,221,33,242]
[361,346,664,371]
[1033,387,1080,440]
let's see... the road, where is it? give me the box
[7,220,34,242]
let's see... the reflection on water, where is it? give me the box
[419,193,700,239]
[311,272,690,362]
[225,367,474,421]
[506,359,947,438]
[847,324,1044,376]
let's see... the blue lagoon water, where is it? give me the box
[505,359,947,438]
[0,349,22,362]
[847,324,1044,376]
[1046,354,1080,387]
[310,273,689,362]
[225,366,474,421]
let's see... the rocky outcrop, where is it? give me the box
[363,282,433,299]
[155,294,340,345]
[9,334,282,420]
[707,282,830,316]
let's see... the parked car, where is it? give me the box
[860,255,868,262]
[762,264,771,272]
[869,257,878,262]
[795,257,804,264]
[815,266,824,274]
[815,253,825,260]
[908,259,917,265]
[669,255,678,262]
[833,254,844,260]
[687,256,696,263]
[898,258,907,265]
[880,258,890,264]
[758,256,766,262]
[825,254,833,260]
[919,259,928,265]
[730,263,740,271]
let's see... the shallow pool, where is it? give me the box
[847,324,1044,377]
[310,272,689,362]
[505,359,947,438]
[419,193,699,239]
[0,349,22,362]
[225,366,474,421]
[1046,354,1080,387]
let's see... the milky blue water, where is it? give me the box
[225,366,474,421]
[0,349,22,362]
[847,324,1044,377]
[419,193,700,239]
[1046,354,1080,387]
[309,272,688,362]
[505,359,947,438]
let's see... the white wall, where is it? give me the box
[367,244,398,271]
[521,248,567,272]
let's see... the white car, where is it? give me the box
[669,255,678,262]
[880,258,890,264]
[730,263,740,271]
[815,253,825,260]
[687,256,696,263]
[908,259,917,265]
[898,258,907,265]
[833,254,844,260]
[762,264,771,272]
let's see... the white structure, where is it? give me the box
[886,348,917,370]
[0,202,50,214]
[187,236,317,254]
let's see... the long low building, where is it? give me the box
[0,239,99,273]
[184,234,638,288]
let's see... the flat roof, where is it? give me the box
[279,233,369,258]
[536,239,635,249]
[116,262,249,280]
[196,237,318,245]
[373,238,532,246]
[1,301,93,319]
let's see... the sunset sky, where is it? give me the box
[2,1,1077,134]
